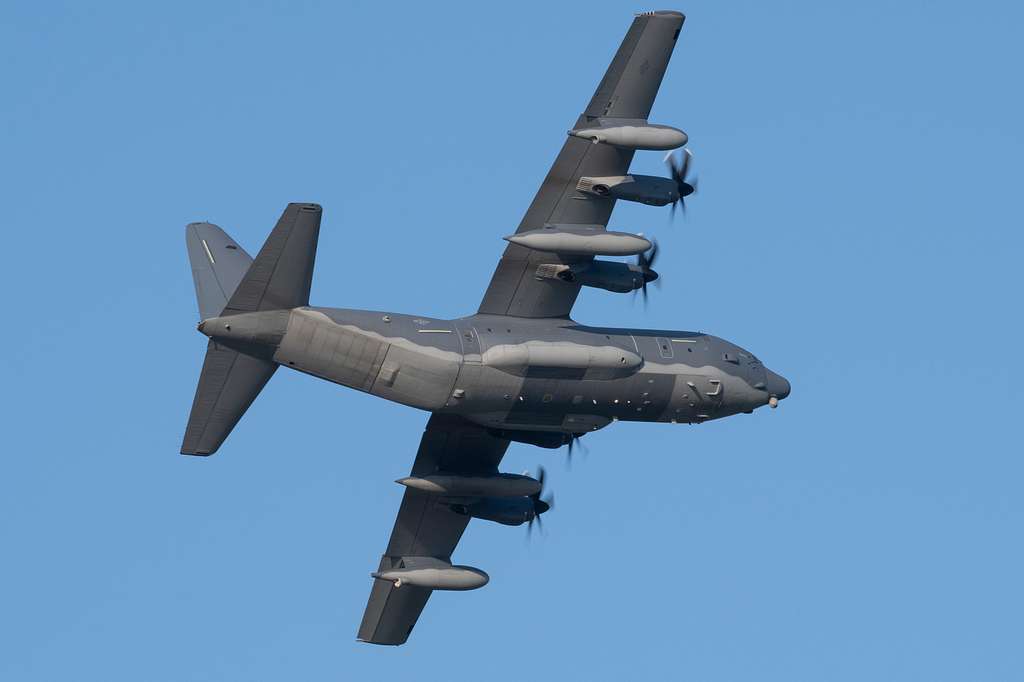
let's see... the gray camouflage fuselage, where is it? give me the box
[199,306,790,438]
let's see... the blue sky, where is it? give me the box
[2,1,1022,679]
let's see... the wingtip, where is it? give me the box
[637,10,685,20]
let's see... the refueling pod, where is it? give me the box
[577,174,678,206]
[396,473,542,498]
[371,556,489,591]
[505,225,650,256]
[568,120,687,151]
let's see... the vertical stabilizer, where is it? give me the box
[185,222,254,321]
[223,203,322,314]
[180,202,320,456]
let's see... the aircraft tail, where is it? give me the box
[180,343,277,455]
[221,202,322,315]
[180,203,322,456]
[186,222,254,321]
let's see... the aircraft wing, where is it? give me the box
[478,11,685,318]
[357,415,510,645]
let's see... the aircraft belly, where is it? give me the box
[452,366,677,432]
[371,344,460,411]
[447,364,523,421]
[274,308,388,392]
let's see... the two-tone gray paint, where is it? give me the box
[200,306,790,434]
[181,10,792,646]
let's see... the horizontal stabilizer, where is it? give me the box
[186,222,253,321]
[181,341,277,456]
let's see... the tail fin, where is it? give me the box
[180,202,321,456]
[186,222,254,321]
[222,202,322,314]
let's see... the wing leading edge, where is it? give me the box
[478,11,685,318]
[357,415,510,645]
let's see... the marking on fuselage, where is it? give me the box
[416,329,453,333]
[628,334,641,355]
[671,338,697,343]
[201,239,215,265]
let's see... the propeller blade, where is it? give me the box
[665,149,696,221]
[677,148,691,182]
[634,240,659,306]
[527,467,554,538]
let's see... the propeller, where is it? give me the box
[664,148,698,218]
[527,466,555,536]
[567,432,588,463]
[633,240,660,305]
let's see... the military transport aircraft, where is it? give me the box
[181,10,789,645]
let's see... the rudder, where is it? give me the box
[223,202,322,314]
[186,222,254,321]
[180,202,321,456]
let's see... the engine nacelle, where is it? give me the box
[536,260,651,294]
[577,174,679,207]
[450,497,536,526]
[486,428,574,449]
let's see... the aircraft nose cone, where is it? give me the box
[765,369,791,401]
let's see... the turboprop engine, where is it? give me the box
[534,260,655,294]
[449,466,554,529]
[576,174,679,206]
[449,497,540,526]
[486,429,575,449]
